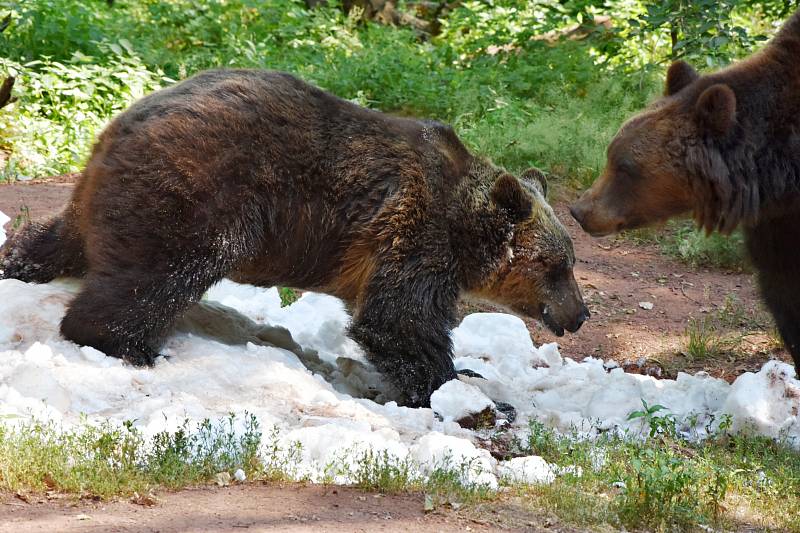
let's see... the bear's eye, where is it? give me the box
[545,262,569,282]
[616,157,639,178]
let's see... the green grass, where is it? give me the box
[662,221,747,271]
[514,415,800,531]
[0,414,264,497]
[1,409,798,530]
[620,219,748,271]
[684,316,722,361]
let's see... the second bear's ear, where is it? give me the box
[491,173,533,223]
[665,60,699,96]
[695,84,736,136]
[520,167,548,198]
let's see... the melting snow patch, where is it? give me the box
[0,210,8,247]
[498,456,555,485]
[430,379,494,423]
[0,277,799,489]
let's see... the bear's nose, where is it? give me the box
[569,203,586,225]
[572,305,591,332]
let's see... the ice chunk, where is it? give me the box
[722,361,800,442]
[498,456,555,485]
[411,432,497,488]
[0,210,8,247]
[430,379,494,423]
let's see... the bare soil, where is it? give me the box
[1,484,572,532]
[0,176,790,531]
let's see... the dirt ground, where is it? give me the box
[0,484,574,532]
[0,175,790,531]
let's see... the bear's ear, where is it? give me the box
[695,84,736,136]
[665,60,699,96]
[491,173,533,223]
[520,167,548,198]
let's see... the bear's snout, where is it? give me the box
[567,304,591,333]
[569,202,586,227]
[570,192,625,237]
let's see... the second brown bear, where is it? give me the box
[571,10,800,374]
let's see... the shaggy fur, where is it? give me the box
[570,10,800,372]
[0,70,588,407]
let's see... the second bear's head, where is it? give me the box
[455,160,590,336]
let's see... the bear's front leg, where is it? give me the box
[349,277,459,407]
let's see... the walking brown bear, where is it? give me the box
[0,69,589,407]
[570,10,800,374]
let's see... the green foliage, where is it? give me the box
[662,221,746,270]
[621,219,747,270]
[617,445,727,529]
[0,49,166,178]
[684,316,722,361]
[627,0,769,66]
[0,0,790,203]
[352,449,415,493]
[0,0,654,182]
[278,287,299,308]
[147,413,262,487]
[627,399,676,439]
[0,413,262,497]
[518,415,800,531]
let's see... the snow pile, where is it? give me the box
[721,361,800,439]
[0,276,799,488]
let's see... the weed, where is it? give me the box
[627,399,676,439]
[11,204,29,229]
[661,221,747,270]
[685,316,722,361]
[0,413,263,497]
[278,287,299,308]
[352,449,414,493]
[616,446,714,530]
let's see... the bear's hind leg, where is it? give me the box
[746,216,800,373]
[755,272,800,370]
[61,253,233,366]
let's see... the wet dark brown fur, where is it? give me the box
[571,11,800,373]
[1,70,587,407]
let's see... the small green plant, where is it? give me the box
[526,419,566,461]
[627,399,676,439]
[278,287,299,307]
[352,449,414,493]
[616,446,708,530]
[685,316,721,360]
[260,426,304,482]
[12,204,29,229]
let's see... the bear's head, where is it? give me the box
[570,60,745,236]
[463,164,590,336]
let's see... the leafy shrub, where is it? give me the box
[0,47,167,177]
